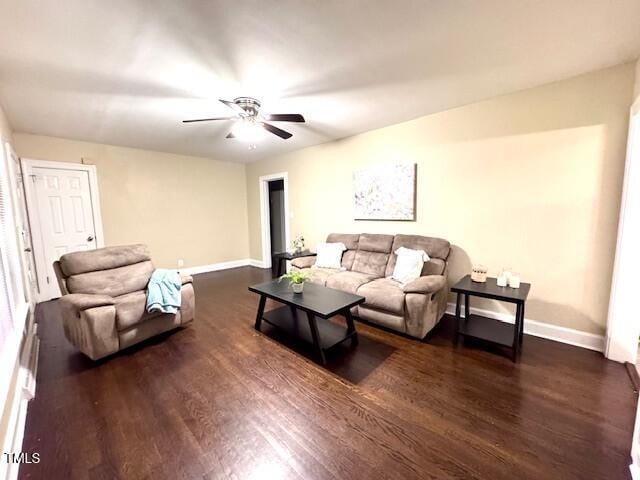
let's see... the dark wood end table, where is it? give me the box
[451,275,531,362]
[249,279,364,365]
[271,250,317,278]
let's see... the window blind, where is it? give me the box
[0,163,14,352]
[0,144,23,352]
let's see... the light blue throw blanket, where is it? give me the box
[146,269,181,314]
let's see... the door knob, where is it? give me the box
[87,235,94,242]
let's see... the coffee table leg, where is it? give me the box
[254,295,267,331]
[344,309,358,346]
[306,311,327,365]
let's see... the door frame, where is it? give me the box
[605,96,640,364]
[5,143,37,305]
[21,158,104,301]
[259,172,290,269]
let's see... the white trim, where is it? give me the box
[1,319,38,480]
[631,463,640,480]
[258,172,290,269]
[0,332,19,420]
[446,303,605,352]
[174,258,271,275]
[4,143,36,305]
[249,259,269,268]
[21,158,105,302]
[605,107,640,363]
[181,259,253,275]
[0,305,26,425]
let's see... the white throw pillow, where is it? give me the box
[391,247,430,284]
[314,242,347,269]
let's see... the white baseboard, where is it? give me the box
[446,303,605,352]
[180,258,271,275]
[181,259,251,275]
[248,259,269,269]
[1,321,39,480]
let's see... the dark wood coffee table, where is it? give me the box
[249,279,365,364]
[451,275,531,362]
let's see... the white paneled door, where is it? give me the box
[23,160,103,301]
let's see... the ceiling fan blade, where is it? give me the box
[182,117,234,123]
[219,99,246,115]
[226,132,235,138]
[261,122,293,139]
[263,113,305,123]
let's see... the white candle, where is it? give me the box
[509,275,521,288]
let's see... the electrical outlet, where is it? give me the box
[177,259,184,268]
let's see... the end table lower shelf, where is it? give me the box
[458,314,516,348]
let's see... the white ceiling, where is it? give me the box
[0,0,639,163]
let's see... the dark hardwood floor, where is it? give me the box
[19,267,636,479]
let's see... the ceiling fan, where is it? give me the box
[182,97,305,141]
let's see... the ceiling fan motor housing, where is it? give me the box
[234,97,261,116]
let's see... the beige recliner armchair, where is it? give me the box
[54,244,195,360]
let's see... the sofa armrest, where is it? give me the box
[291,256,316,269]
[59,293,115,312]
[403,275,446,294]
[180,274,193,285]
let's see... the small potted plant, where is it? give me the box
[280,270,312,293]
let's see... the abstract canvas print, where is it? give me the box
[353,163,416,220]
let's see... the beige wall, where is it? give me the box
[246,63,636,335]
[13,134,250,268]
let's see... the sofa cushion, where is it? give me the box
[423,258,446,276]
[114,290,160,330]
[352,251,390,277]
[326,271,376,294]
[385,235,451,277]
[66,260,155,297]
[59,244,151,277]
[357,278,405,315]
[327,233,359,250]
[351,233,394,276]
[327,233,360,270]
[358,233,394,253]
[305,267,341,286]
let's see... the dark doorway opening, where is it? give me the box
[268,179,286,276]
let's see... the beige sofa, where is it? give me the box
[292,233,450,339]
[54,244,195,360]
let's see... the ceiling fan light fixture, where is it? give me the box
[183,97,303,141]
[231,118,265,142]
